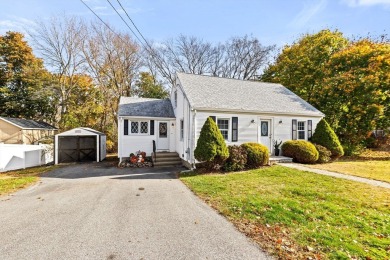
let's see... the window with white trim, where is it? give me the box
[298,121,305,140]
[217,118,229,140]
[180,119,184,141]
[130,121,149,134]
[174,91,177,107]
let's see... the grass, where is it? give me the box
[181,166,390,259]
[0,165,58,196]
[307,160,390,183]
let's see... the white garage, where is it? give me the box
[55,128,106,164]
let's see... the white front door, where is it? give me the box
[259,119,272,153]
[157,121,169,150]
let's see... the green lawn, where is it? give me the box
[0,165,58,196]
[307,160,390,183]
[181,166,390,259]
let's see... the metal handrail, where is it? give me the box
[152,140,156,164]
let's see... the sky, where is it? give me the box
[0,0,390,48]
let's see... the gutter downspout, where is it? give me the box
[118,117,122,166]
[191,109,197,170]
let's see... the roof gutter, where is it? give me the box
[192,107,325,117]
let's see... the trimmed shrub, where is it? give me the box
[241,142,269,168]
[311,119,344,159]
[194,117,229,169]
[314,144,332,164]
[222,145,247,172]
[282,140,319,164]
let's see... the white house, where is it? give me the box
[118,73,324,167]
[118,97,176,161]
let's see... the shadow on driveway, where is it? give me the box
[42,161,185,180]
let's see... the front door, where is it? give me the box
[157,121,169,150]
[259,119,272,153]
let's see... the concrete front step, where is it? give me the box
[153,161,182,167]
[269,156,293,164]
[152,152,182,167]
[153,152,179,158]
[153,157,182,162]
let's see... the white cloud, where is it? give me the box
[290,0,327,28]
[0,17,36,35]
[342,0,390,6]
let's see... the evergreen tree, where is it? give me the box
[311,119,344,159]
[194,117,229,169]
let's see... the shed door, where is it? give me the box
[58,136,97,163]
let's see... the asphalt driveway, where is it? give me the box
[0,162,270,260]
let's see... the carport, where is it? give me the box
[55,127,106,164]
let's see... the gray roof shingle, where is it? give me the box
[0,117,57,130]
[177,73,324,116]
[118,97,175,118]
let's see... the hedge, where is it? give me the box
[241,143,269,168]
[282,140,319,164]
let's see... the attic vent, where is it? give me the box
[75,130,81,133]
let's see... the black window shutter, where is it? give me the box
[210,116,216,122]
[124,119,128,135]
[308,120,313,139]
[232,117,238,142]
[292,119,297,140]
[150,120,154,135]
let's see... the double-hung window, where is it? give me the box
[217,118,229,140]
[297,121,305,140]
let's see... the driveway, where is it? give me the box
[0,162,270,260]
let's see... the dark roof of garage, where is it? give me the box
[118,97,175,118]
[0,117,57,130]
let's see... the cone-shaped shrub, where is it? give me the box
[311,119,344,159]
[282,140,319,164]
[194,117,229,168]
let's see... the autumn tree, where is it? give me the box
[29,16,87,128]
[261,29,348,105]
[0,31,54,120]
[262,29,390,153]
[83,21,142,127]
[146,35,275,86]
[59,74,103,130]
[133,72,168,99]
[322,39,390,152]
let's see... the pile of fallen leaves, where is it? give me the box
[233,220,324,259]
[355,149,390,160]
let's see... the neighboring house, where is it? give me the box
[118,73,324,167]
[0,117,57,144]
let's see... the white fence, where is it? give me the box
[0,144,53,172]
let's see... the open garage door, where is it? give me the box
[58,136,97,163]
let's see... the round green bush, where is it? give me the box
[241,142,269,168]
[282,140,319,164]
[222,145,247,172]
[311,119,344,159]
[314,144,332,164]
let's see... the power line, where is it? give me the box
[79,0,121,40]
[115,0,152,50]
[105,0,146,47]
